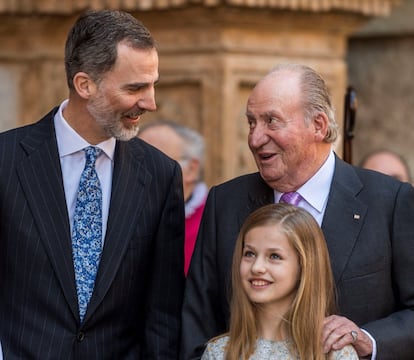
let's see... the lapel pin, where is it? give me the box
[354,214,360,220]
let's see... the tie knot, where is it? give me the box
[280,191,302,206]
[84,146,101,166]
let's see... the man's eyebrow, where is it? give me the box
[123,78,159,90]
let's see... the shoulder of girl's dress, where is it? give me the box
[202,335,229,359]
[329,345,359,359]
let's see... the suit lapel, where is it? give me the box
[322,157,367,284]
[16,111,79,319]
[85,140,149,322]
[237,164,367,286]
[241,173,274,227]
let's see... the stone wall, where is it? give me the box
[0,1,398,186]
[347,0,414,175]
[139,7,360,185]
[348,36,414,170]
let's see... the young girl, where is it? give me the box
[201,203,358,360]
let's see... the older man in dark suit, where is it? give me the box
[0,10,184,359]
[181,63,414,360]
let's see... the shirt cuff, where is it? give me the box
[361,328,377,360]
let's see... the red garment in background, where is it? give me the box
[184,182,208,276]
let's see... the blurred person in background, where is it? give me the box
[139,120,208,275]
[359,148,411,183]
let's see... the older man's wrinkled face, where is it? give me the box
[246,71,320,191]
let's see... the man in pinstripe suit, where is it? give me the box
[0,10,185,359]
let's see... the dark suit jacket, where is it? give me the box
[181,155,414,360]
[0,108,185,359]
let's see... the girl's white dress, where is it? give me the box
[201,336,359,360]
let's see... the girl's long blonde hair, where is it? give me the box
[225,203,336,360]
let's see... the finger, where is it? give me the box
[330,331,356,351]
[351,329,374,358]
[322,315,349,342]
[323,314,341,327]
[322,316,358,353]
[323,327,346,353]
[322,315,341,340]
[350,330,358,344]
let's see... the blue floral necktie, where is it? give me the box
[72,146,102,322]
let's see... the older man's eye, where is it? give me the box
[268,117,286,130]
[247,119,256,129]
[268,117,280,125]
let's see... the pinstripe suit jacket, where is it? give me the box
[0,108,185,359]
[181,156,414,360]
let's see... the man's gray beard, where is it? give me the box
[102,120,140,141]
[87,102,140,141]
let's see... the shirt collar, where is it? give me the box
[274,150,335,213]
[54,99,116,160]
[297,150,335,213]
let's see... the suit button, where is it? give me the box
[77,332,85,342]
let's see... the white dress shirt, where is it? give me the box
[274,150,335,226]
[54,99,116,245]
